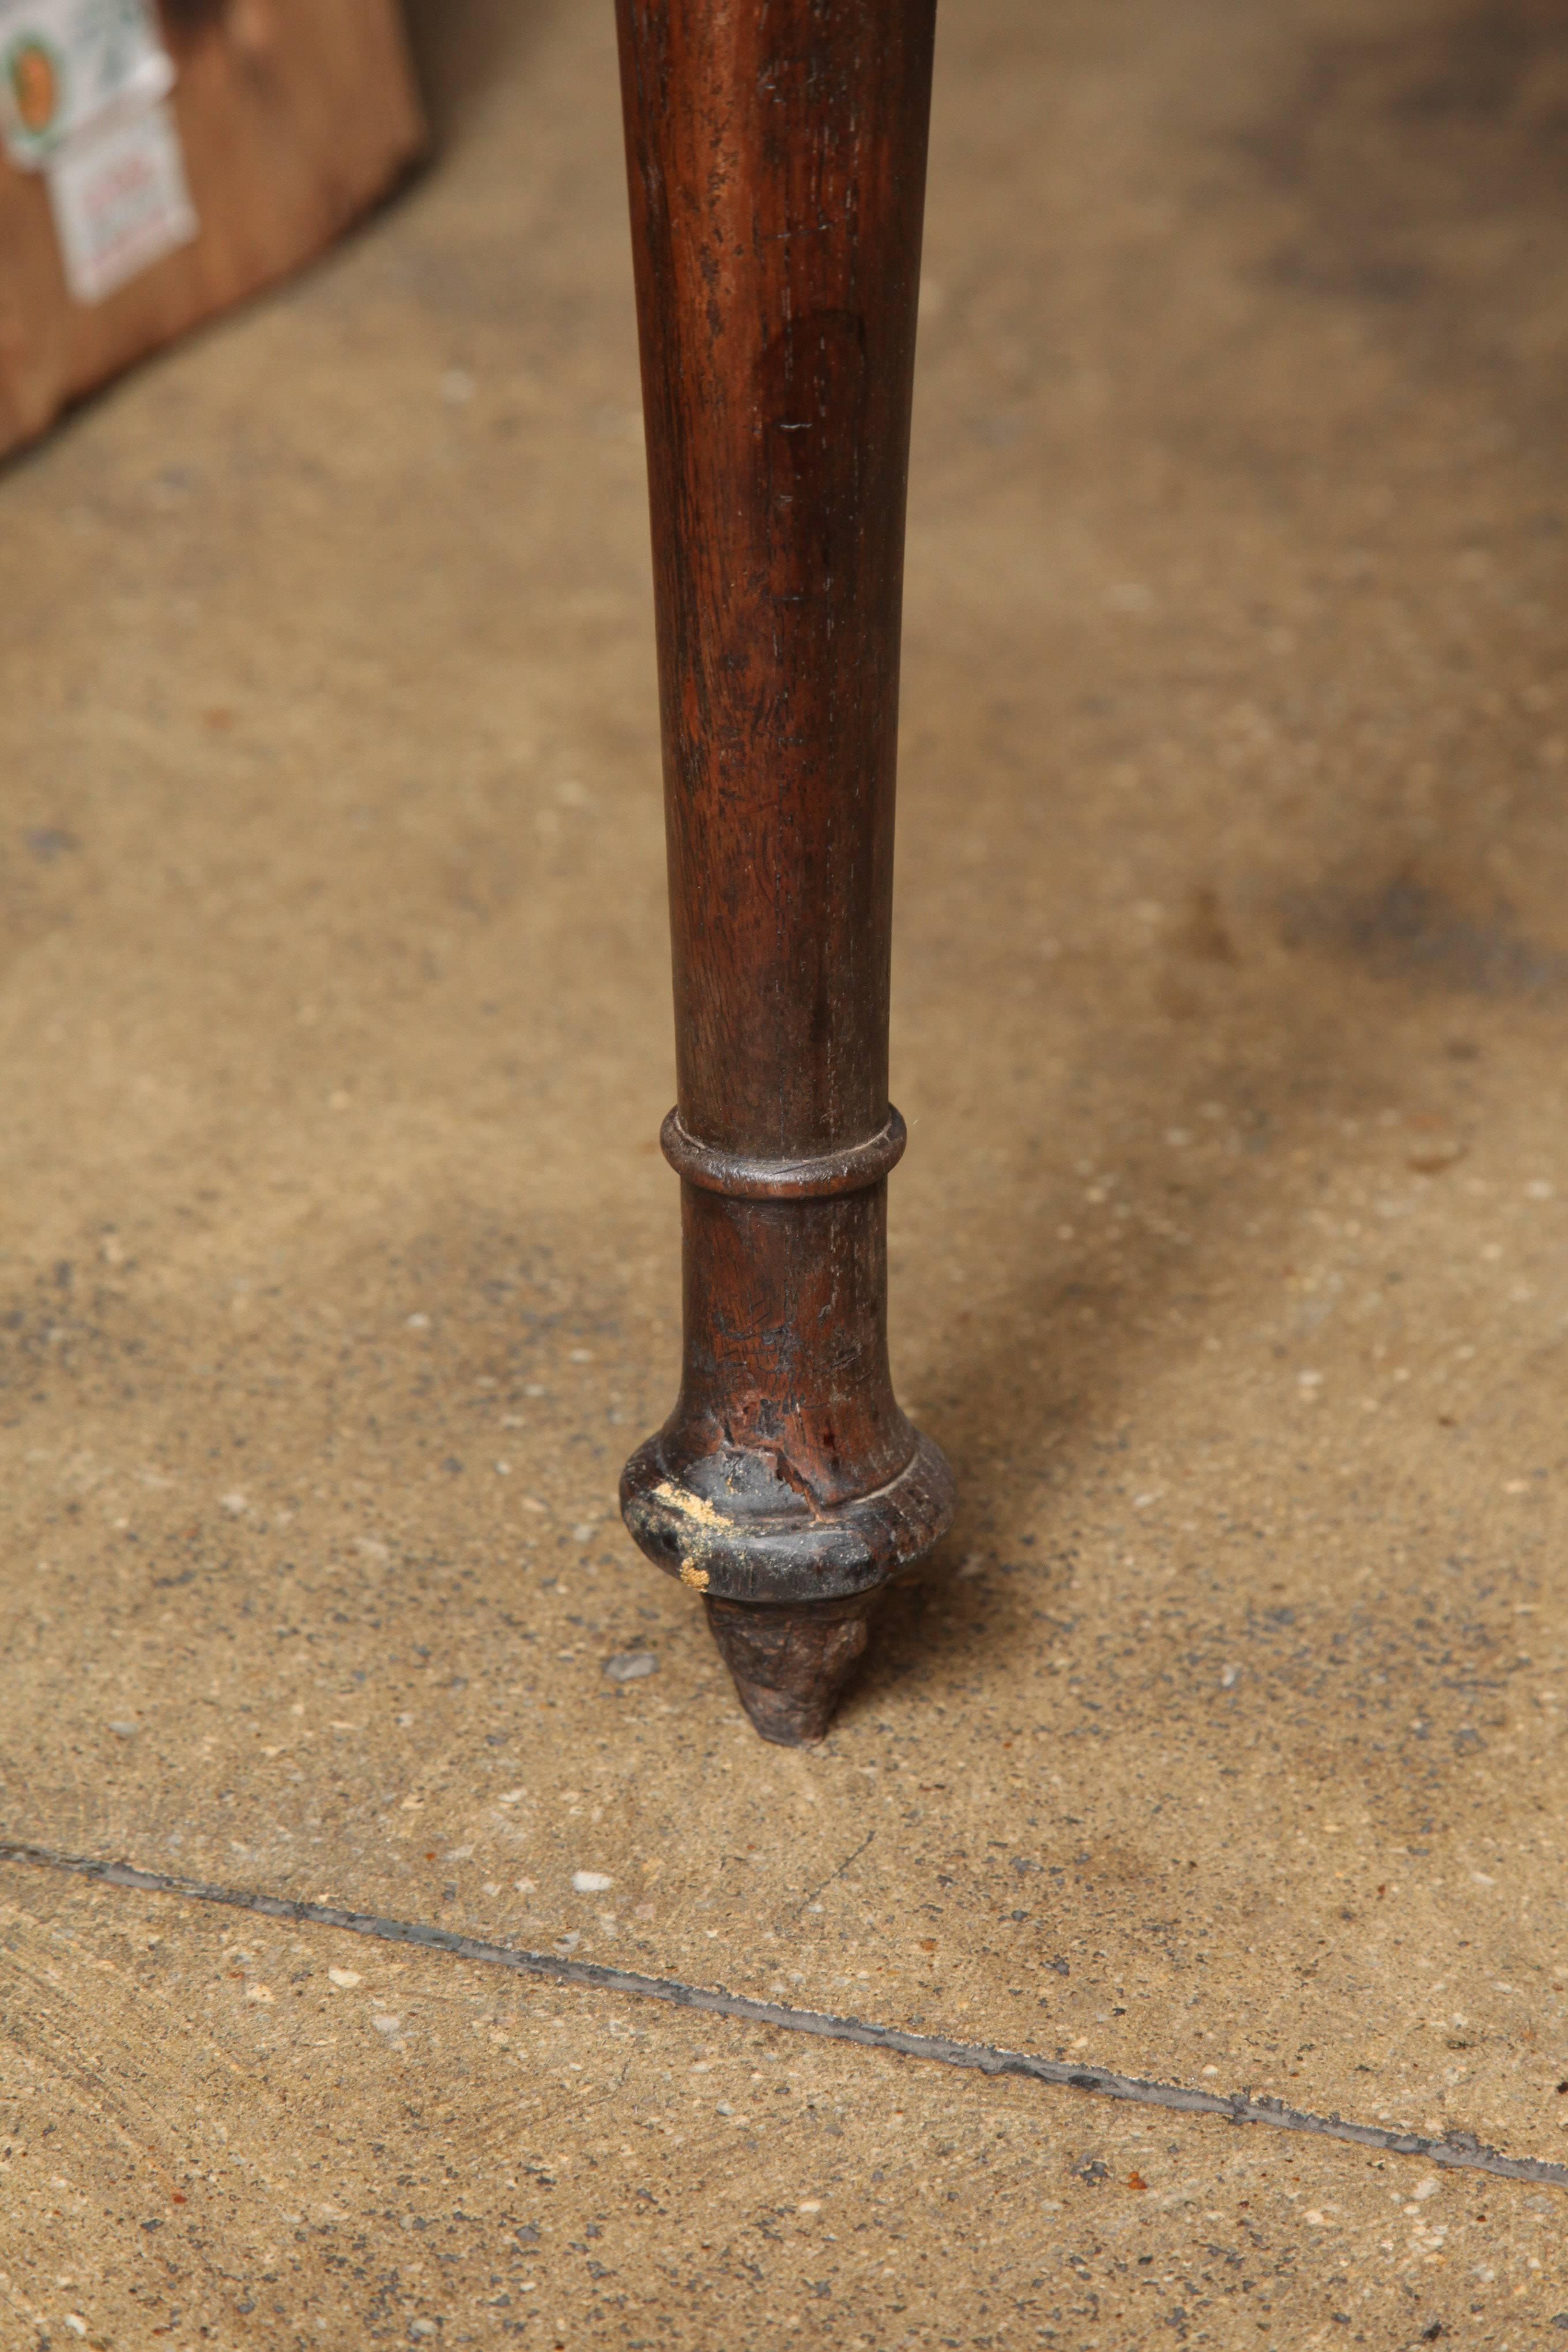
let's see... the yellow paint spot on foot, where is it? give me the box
[654,1480,733,1531]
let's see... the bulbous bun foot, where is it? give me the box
[622,1427,954,1742]
[619,1427,955,1606]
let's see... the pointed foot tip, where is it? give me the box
[729,1680,837,1748]
[703,1591,877,1746]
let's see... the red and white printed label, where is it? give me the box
[44,95,195,302]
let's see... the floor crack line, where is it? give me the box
[781,1826,877,1924]
[3,1835,1563,2192]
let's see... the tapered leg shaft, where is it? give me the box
[615,0,953,1743]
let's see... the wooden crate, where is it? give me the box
[0,0,425,458]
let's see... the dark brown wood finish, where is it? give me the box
[615,0,953,1744]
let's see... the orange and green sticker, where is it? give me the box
[0,2,174,170]
[6,33,63,138]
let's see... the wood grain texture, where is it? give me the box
[615,0,955,1738]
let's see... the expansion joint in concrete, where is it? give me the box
[4,1836,1564,2193]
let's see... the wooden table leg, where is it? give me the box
[614,0,953,1745]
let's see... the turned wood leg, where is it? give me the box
[614,0,953,1744]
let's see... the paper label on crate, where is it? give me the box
[0,0,172,168]
[44,93,195,302]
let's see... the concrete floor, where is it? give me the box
[3,0,1568,2342]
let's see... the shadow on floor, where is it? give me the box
[401,0,560,145]
[849,826,1565,1720]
